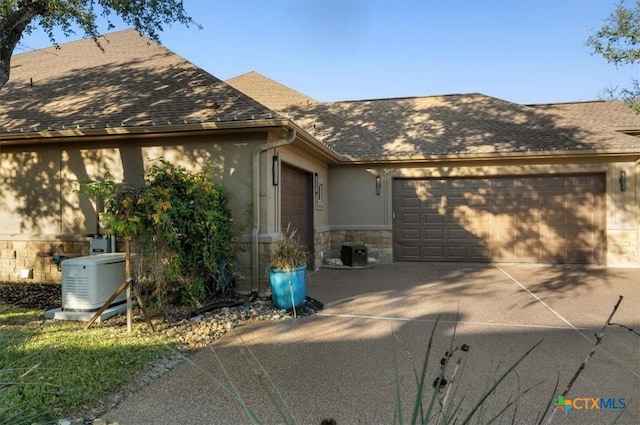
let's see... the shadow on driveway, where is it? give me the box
[105,263,640,425]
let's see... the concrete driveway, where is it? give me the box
[104,263,640,425]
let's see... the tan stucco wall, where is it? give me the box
[0,132,274,285]
[4,137,639,288]
[0,131,334,294]
[607,161,638,265]
[328,158,640,267]
[224,142,330,294]
[1,135,262,237]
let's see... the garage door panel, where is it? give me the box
[401,213,420,224]
[423,201,441,211]
[393,175,605,264]
[399,246,421,259]
[425,246,445,258]
[446,246,469,259]
[401,228,421,241]
[447,179,471,190]
[519,194,540,207]
[464,193,490,207]
[426,213,445,224]
[516,178,544,190]
[402,198,420,208]
[545,194,568,207]
[449,197,471,208]
[571,175,600,189]
[494,226,515,240]
[425,228,444,240]
[492,178,516,190]
[515,214,541,225]
[544,211,569,225]
[448,228,471,241]
[493,195,516,207]
[493,214,515,228]
[470,179,491,189]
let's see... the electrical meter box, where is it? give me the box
[89,237,112,255]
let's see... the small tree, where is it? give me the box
[78,160,236,308]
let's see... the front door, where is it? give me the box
[280,163,314,268]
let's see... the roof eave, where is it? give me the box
[0,119,291,146]
[287,121,343,164]
[340,148,640,164]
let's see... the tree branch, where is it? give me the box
[0,0,50,90]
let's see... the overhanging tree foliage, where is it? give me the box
[587,0,640,114]
[0,0,197,90]
[587,0,640,66]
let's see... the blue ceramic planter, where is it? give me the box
[269,265,307,309]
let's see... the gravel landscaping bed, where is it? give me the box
[0,282,324,424]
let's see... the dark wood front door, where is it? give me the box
[280,163,314,268]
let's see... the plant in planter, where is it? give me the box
[269,227,308,310]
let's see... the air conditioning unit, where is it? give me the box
[61,253,127,311]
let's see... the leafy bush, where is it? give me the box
[78,160,236,306]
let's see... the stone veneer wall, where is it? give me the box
[2,230,393,287]
[314,230,332,268]
[231,240,274,295]
[328,230,393,264]
[232,241,253,294]
[0,240,89,284]
[232,229,393,293]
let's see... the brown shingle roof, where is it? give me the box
[227,72,640,160]
[227,71,317,112]
[529,100,640,132]
[0,29,278,133]
[282,94,640,160]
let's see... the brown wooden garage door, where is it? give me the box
[280,163,314,268]
[393,175,606,264]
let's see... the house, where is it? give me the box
[230,72,640,267]
[2,30,640,296]
[0,29,338,294]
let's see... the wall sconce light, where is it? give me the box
[272,155,279,186]
[314,172,319,194]
[620,170,627,192]
[376,176,381,196]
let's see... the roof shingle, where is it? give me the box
[227,71,317,112]
[0,29,278,132]
[227,71,640,160]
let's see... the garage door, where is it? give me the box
[393,175,605,264]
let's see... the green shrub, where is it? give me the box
[78,160,236,307]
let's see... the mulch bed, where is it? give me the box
[0,282,62,310]
[0,282,324,320]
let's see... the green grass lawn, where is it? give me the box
[0,304,174,424]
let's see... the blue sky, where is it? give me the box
[15,0,640,104]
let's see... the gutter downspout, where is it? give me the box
[252,128,296,294]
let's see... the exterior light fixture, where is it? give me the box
[376,176,381,196]
[314,173,319,194]
[272,155,279,186]
[620,170,627,192]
